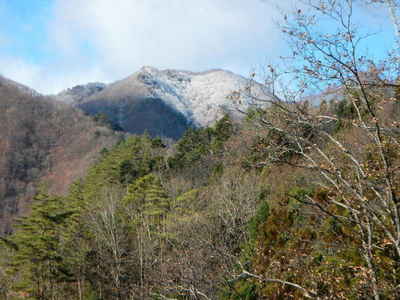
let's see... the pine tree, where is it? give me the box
[3,190,76,299]
[123,174,170,225]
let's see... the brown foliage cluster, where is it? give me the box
[0,80,120,234]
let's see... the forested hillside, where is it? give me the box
[1,84,399,298]
[1,0,399,299]
[0,77,121,234]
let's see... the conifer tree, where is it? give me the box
[3,190,75,299]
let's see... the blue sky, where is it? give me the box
[0,1,52,64]
[0,0,397,94]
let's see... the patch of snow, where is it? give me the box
[56,82,107,104]
[55,66,270,127]
[134,67,268,126]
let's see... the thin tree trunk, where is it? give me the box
[78,279,82,300]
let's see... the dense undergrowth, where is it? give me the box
[0,92,399,299]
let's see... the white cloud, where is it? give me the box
[0,57,41,88]
[46,0,285,90]
[1,1,395,94]
[0,56,110,94]
[1,1,290,93]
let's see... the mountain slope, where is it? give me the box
[56,82,107,104]
[58,67,267,138]
[0,76,120,233]
[0,75,40,97]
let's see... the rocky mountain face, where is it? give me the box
[56,66,267,139]
[0,76,120,233]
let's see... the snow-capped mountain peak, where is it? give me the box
[55,66,269,138]
[128,66,264,127]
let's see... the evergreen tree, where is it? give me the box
[123,174,170,226]
[3,191,76,299]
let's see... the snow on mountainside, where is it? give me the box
[58,66,268,129]
[118,66,266,127]
[135,66,265,127]
[56,82,107,104]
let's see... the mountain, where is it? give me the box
[57,66,267,139]
[56,82,107,104]
[0,75,40,97]
[0,67,266,232]
[0,76,120,233]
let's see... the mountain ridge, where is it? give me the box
[0,78,121,233]
[0,75,40,97]
[55,66,268,138]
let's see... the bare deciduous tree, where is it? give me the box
[241,0,400,298]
